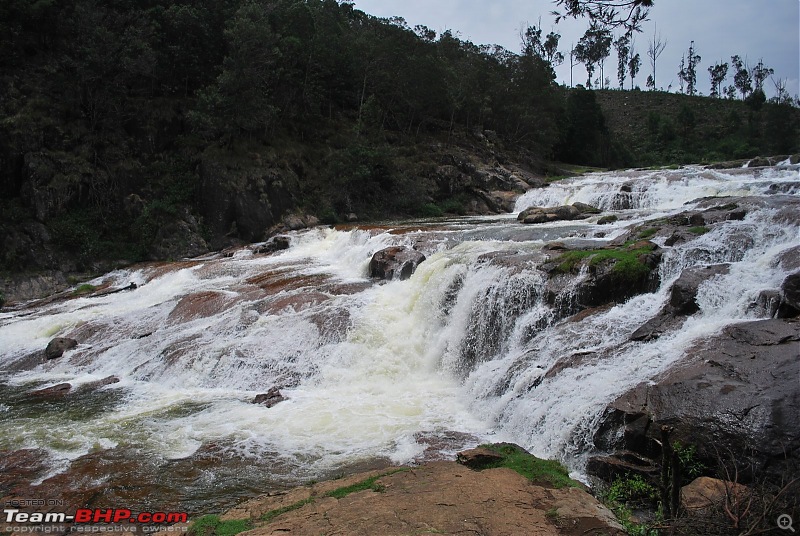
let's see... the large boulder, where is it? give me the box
[596,318,800,484]
[369,247,426,281]
[517,205,584,224]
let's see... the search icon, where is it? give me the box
[778,514,795,532]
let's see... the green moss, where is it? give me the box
[688,226,709,235]
[260,498,314,523]
[72,284,96,296]
[477,444,579,489]
[554,244,655,281]
[189,515,252,536]
[637,228,658,239]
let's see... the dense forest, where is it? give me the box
[1,0,798,277]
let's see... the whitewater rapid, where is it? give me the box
[0,164,798,508]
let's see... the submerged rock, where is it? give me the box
[253,235,290,255]
[369,246,426,281]
[30,383,72,398]
[45,337,77,359]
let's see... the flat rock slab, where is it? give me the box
[227,461,624,536]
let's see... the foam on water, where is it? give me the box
[0,166,798,495]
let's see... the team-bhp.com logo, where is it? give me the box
[4,508,187,524]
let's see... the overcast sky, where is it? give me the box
[353,0,799,99]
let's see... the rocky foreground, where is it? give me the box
[210,446,624,536]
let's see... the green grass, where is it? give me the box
[188,515,252,536]
[260,498,314,523]
[477,444,579,489]
[72,284,96,296]
[688,226,709,235]
[637,228,658,239]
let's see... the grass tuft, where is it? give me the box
[477,444,579,489]
[189,515,252,536]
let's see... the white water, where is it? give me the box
[0,165,798,499]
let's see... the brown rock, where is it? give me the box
[456,447,504,469]
[681,476,750,513]
[29,383,72,398]
[253,387,286,408]
[222,461,624,536]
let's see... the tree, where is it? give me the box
[552,0,653,33]
[731,55,752,99]
[614,34,630,89]
[646,25,666,90]
[677,41,700,95]
[628,51,640,89]
[573,23,612,89]
[521,21,564,69]
[707,61,728,98]
[750,59,773,92]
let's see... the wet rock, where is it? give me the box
[369,246,426,281]
[253,387,286,408]
[30,383,72,398]
[572,201,601,214]
[667,264,731,315]
[518,204,583,224]
[456,448,504,469]
[586,451,660,483]
[598,215,618,225]
[600,318,800,484]
[631,264,730,341]
[168,291,239,323]
[45,337,77,359]
[253,236,290,255]
[76,376,120,393]
[781,271,800,313]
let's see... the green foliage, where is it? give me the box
[0,291,5,308]
[602,476,660,536]
[477,444,579,489]
[72,284,96,296]
[673,441,705,481]
[188,515,252,536]
[688,226,709,235]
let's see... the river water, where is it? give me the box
[0,165,798,513]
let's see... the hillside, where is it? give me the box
[595,89,800,165]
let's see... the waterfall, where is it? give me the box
[1,165,797,508]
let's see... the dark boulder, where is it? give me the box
[597,215,618,225]
[369,247,426,281]
[76,376,120,392]
[45,337,77,359]
[781,271,800,313]
[253,236,290,255]
[598,318,800,484]
[253,387,286,408]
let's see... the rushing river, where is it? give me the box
[0,164,798,513]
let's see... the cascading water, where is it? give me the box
[1,165,798,513]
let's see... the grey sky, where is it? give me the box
[353,0,799,99]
